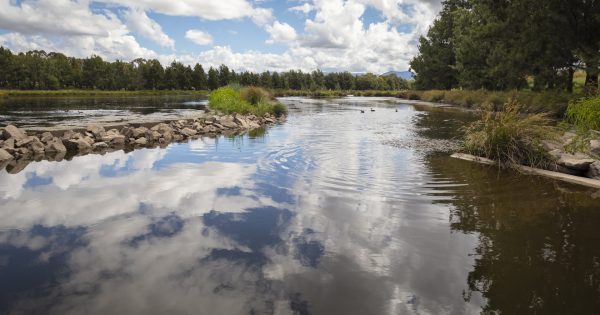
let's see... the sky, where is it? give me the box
[0,0,442,73]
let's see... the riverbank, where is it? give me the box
[0,89,208,98]
[0,112,286,172]
[273,89,574,115]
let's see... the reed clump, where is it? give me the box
[462,99,556,168]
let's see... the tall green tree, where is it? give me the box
[207,67,219,90]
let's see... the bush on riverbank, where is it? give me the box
[463,100,556,168]
[566,96,600,131]
[209,86,287,117]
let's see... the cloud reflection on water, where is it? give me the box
[0,98,487,315]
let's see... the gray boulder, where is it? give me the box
[15,137,33,147]
[87,125,106,138]
[64,138,92,151]
[29,136,45,154]
[134,137,148,145]
[132,127,149,138]
[62,130,77,140]
[590,140,600,156]
[40,132,54,143]
[181,128,197,137]
[151,123,173,134]
[93,142,109,149]
[587,161,600,180]
[3,125,28,142]
[3,138,15,150]
[0,148,14,161]
[557,153,596,171]
[45,137,67,153]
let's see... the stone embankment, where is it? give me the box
[0,112,285,171]
[543,131,600,180]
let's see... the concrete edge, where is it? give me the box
[450,153,600,189]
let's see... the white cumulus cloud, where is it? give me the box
[265,21,297,44]
[185,29,213,46]
[123,8,175,49]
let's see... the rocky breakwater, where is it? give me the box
[0,112,284,173]
[543,131,600,180]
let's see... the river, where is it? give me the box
[0,96,598,315]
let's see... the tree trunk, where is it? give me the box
[567,67,574,93]
[585,71,598,94]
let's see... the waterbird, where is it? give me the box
[360,110,365,113]
[370,108,375,112]
[395,109,398,112]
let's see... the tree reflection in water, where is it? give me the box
[426,154,600,314]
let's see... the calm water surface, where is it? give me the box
[0,95,208,128]
[0,97,599,315]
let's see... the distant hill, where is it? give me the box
[381,71,415,80]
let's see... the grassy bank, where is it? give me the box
[0,89,209,98]
[209,86,287,117]
[273,89,575,116]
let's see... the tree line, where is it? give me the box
[410,0,600,93]
[0,47,408,91]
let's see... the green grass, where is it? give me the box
[566,96,600,131]
[209,86,287,117]
[462,100,557,169]
[0,89,208,98]
[405,89,574,116]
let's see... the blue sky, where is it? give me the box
[0,0,442,73]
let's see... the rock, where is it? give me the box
[87,124,106,138]
[173,134,184,141]
[181,128,197,137]
[28,136,45,154]
[542,140,561,151]
[213,123,225,130]
[163,130,173,142]
[83,136,95,146]
[586,161,600,180]
[15,137,33,147]
[100,134,126,145]
[146,130,162,142]
[16,147,31,156]
[93,142,109,149]
[590,140,600,156]
[65,138,92,151]
[0,148,14,161]
[3,125,28,142]
[62,130,77,140]
[132,127,148,138]
[151,123,173,134]
[220,119,238,129]
[134,137,148,145]
[234,116,250,129]
[3,138,15,150]
[45,137,67,153]
[120,127,133,138]
[40,132,54,143]
[557,154,596,171]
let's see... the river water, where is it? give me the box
[0,97,599,315]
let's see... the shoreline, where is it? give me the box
[0,111,286,173]
[0,89,208,99]
[451,153,600,189]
